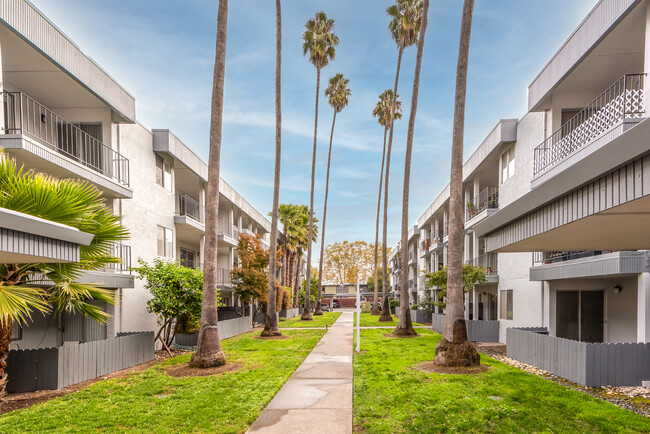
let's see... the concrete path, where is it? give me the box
[247,311,353,434]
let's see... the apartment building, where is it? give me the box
[393,0,650,352]
[3,0,272,350]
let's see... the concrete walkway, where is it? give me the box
[247,311,353,434]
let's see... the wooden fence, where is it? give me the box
[7,331,154,393]
[507,327,650,387]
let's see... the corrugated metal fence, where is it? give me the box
[430,313,500,342]
[280,308,299,319]
[7,331,154,393]
[507,327,650,387]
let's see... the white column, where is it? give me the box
[464,291,470,320]
[0,40,5,133]
[644,2,650,114]
[473,290,479,321]
[637,273,650,342]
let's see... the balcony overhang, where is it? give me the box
[476,117,650,246]
[528,0,642,112]
[0,1,135,122]
[465,207,499,229]
[174,215,205,245]
[0,207,92,263]
[1,135,133,199]
[530,251,649,281]
[218,234,238,247]
[79,271,134,289]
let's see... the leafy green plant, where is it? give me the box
[423,264,486,309]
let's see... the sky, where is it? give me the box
[34,0,598,261]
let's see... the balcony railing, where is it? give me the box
[532,251,606,266]
[420,238,430,252]
[465,187,499,222]
[431,229,444,244]
[175,194,204,224]
[533,74,646,176]
[466,253,498,275]
[3,92,130,186]
[100,243,131,273]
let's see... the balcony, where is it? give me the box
[530,251,649,281]
[429,229,445,251]
[408,250,416,264]
[174,195,205,242]
[1,92,131,197]
[466,253,498,283]
[79,243,134,289]
[533,74,645,177]
[465,187,499,225]
[217,218,238,246]
[420,238,430,256]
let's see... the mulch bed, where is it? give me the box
[165,362,242,378]
[0,349,189,416]
[414,361,491,375]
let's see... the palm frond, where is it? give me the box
[0,285,49,325]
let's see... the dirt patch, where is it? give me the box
[253,335,290,340]
[0,349,189,415]
[414,361,491,375]
[165,362,242,378]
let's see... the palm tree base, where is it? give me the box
[370,308,381,316]
[377,312,393,322]
[391,325,418,337]
[189,350,226,368]
[433,319,480,367]
[260,329,283,337]
[301,311,313,321]
[313,307,323,315]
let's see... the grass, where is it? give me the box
[0,329,326,433]
[354,329,650,433]
[353,312,422,327]
[279,311,341,328]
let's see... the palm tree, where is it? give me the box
[0,154,128,396]
[316,73,351,315]
[263,0,283,337]
[301,11,339,321]
[190,0,228,368]
[381,0,423,322]
[434,0,479,366]
[394,0,429,337]
[276,204,300,286]
[372,90,402,316]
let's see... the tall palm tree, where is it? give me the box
[316,73,351,315]
[301,11,339,321]
[372,90,401,316]
[394,0,429,337]
[276,204,299,286]
[381,0,423,322]
[434,0,479,366]
[0,154,128,396]
[190,0,228,368]
[263,0,283,337]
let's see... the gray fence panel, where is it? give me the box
[431,313,445,333]
[218,315,252,340]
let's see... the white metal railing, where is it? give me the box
[533,74,645,176]
[175,194,204,224]
[217,218,234,238]
[103,243,131,273]
[532,251,606,266]
[3,92,130,186]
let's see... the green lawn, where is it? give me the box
[0,329,326,433]
[354,329,650,433]
[279,311,341,328]
[353,312,422,327]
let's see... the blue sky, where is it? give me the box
[35,0,597,257]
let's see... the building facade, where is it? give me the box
[4,0,272,350]
[392,0,650,347]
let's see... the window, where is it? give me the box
[500,289,513,320]
[11,324,22,340]
[157,226,173,257]
[501,146,515,183]
[155,155,172,191]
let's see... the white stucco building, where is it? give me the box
[4,0,272,350]
[392,0,650,348]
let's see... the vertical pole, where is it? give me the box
[356,277,360,353]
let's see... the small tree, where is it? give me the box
[132,258,207,347]
[423,264,486,310]
[231,233,270,325]
[367,267,388,294]
[299,276,318,306]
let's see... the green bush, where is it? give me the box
[389,299,400,309]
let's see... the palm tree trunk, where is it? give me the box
[394,0,429,337]
[190,0,228,368]
[282,223,289,286]
[372,126,388,316]
[263,0,282,337]
[293,255,301,308]
[302,67,321,321]
[0,318,12,397]
[379,47,404,322]
[316,110,338,315]
[434,0,479,367]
